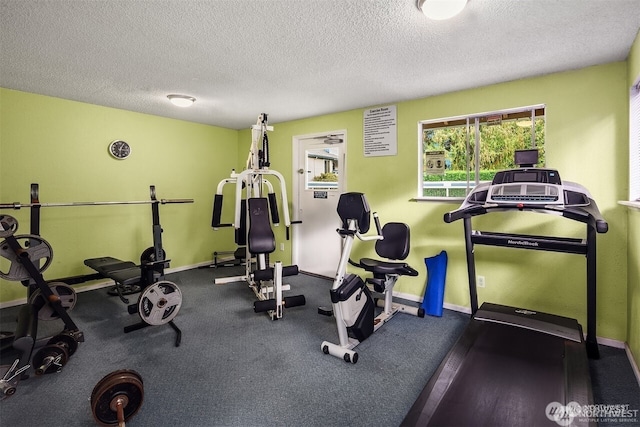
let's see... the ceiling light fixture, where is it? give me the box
[167,94,196,107]
[417,0,467,20]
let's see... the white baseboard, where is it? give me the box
[442,301,472,314]
[596,336,626,349]
[626,344,640,387]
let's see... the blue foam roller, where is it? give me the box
[421,250,448,317]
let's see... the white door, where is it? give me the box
[292,132,346,278]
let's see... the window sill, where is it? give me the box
[413,197,464,203]
[618,201,640,210]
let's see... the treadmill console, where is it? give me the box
[487,168,563,205]
[461,168,591,208]
[491,168,561,185]
[458,149,593,208]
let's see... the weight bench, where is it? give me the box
[84,255,182,346]
[84,257,143,303]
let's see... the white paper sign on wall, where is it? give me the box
[363,105,397,157]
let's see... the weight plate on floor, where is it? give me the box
[28,282,77,321]
[32,343,69,375]
[138,281,182,326]
[91,369,144,427]
[0,235,53,281]
[47,332,79,357]
[0,215,18,238]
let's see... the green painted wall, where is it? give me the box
[627,29,640,370]
[0,88,238,301]
[0,57,635,350]
[270,62,629,342]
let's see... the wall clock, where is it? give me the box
[108,140,131,159]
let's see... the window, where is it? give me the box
[306,147,339,190]
[418,106,545,199]
[630,82,640,202]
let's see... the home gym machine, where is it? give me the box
[402,150,607,426]
[0,184,193,347]
[0,214,84,399]
[320,192,423,364]
[212,113,305,320]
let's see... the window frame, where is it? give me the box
[416,104,546,202]
[629,81,640,203]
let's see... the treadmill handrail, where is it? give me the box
[444,198,608,233]
[444,183,607,359]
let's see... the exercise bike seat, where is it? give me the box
[358,222,418,277]
[359,258,419,277]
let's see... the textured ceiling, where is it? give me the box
[1,0,639,130]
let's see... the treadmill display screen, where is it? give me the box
[512,172,538,182]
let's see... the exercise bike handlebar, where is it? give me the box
[353,213,384,242]
[372,212,382,236]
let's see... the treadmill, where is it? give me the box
[402,150,607,427]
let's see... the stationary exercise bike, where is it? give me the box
[320,192,423,363]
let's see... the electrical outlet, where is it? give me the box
[280,243,285,251]
[477,276,486,288]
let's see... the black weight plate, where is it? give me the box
[0,235,53,281]
[91,370,144,427]
[47,333,78,357]
[0,215,18,238]
[140,247,166,264]
[32,344,69,375]
[28,282,76,321]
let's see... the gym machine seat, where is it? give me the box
[84,257,141,290]
[248,197,305,316]
[358,222,419,288]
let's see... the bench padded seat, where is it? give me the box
[84,257,141,285]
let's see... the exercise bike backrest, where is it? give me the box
[336,193,411,261]
[375,222,411,261]
[337,192,373,234]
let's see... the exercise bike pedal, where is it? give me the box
[318,306,333,316]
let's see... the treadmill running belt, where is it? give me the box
[403,319,593,426]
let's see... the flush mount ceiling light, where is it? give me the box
[417,0,467,20]
[167,94,196,107]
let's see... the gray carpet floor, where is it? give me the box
[0,266,638,426]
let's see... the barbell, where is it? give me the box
[0,184,193,210]
[0,199,193,210]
